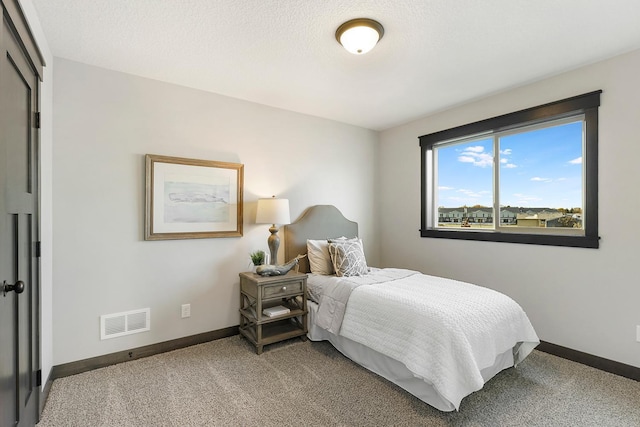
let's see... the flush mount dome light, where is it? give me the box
[335,18,384,55]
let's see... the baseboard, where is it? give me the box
[47,331,639,384]
[40,369,54,414]
[537,340,640,382]
[51,326,238,380]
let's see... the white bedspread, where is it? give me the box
[309,269,539,410]
[311,268,416,334]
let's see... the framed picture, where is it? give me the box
[145,154,243,240]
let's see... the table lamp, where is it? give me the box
[255,196,290,265]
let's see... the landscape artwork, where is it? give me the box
[163,180,229,224]
[145,154,243,240]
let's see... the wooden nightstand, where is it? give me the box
[238,271,308,354]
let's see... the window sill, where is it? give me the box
[420,229,599,248]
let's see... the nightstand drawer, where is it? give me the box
[263,281,303,299]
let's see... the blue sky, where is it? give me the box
[437,120,583,209]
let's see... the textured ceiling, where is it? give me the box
[31,0,640,131]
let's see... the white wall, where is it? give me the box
[379,48,640,368]
[52,58,379,364]
[19,0,54,388]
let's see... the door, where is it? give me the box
[0,2,42,426]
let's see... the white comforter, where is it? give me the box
[309,268,539,410]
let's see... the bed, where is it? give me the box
[284,205,539,412]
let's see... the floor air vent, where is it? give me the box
[100,308,150,340]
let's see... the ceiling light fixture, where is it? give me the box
[335,18,384,55]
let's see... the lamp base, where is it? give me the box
[267,225,280,265]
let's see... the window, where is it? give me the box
[420,91,601,248]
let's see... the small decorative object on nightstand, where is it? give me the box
[249,250,266,272]
[255,254,305,277]
[238,271,308,354]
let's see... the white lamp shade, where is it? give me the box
[339,26,380,55]
[256,198,290,225]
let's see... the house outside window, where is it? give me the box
[420,91,601,248]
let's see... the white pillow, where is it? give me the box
[307,237,347,275]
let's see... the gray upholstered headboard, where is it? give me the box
[284,205,358,273]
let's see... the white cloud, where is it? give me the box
[438,186,454,191]
[457,146,493,168]
[446,187,492,206]
[569,157,582,165]
[465,146,485,153]
[458,156,476,163]
[512,193,543,205]
[531,177,552,182]
[499,149,516,168]
[457,188,483,198]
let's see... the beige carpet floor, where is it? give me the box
[38,335,640,426]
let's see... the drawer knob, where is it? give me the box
[281,286,287,291]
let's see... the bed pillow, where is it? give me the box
[307,237,347,275]
[327,238,368,277]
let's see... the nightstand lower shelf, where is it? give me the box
[239,318,307,350]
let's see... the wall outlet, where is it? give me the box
[181,304,191,318]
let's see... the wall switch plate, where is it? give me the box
[181,304,191,318]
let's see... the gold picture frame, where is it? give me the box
[145,154,243,240]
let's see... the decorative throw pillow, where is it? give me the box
[307,239,333,275]
[307,237,347,275]
[327,239,368,277]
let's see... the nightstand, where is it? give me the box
[238,271,308,354]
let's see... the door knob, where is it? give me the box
[2,280,25,297]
